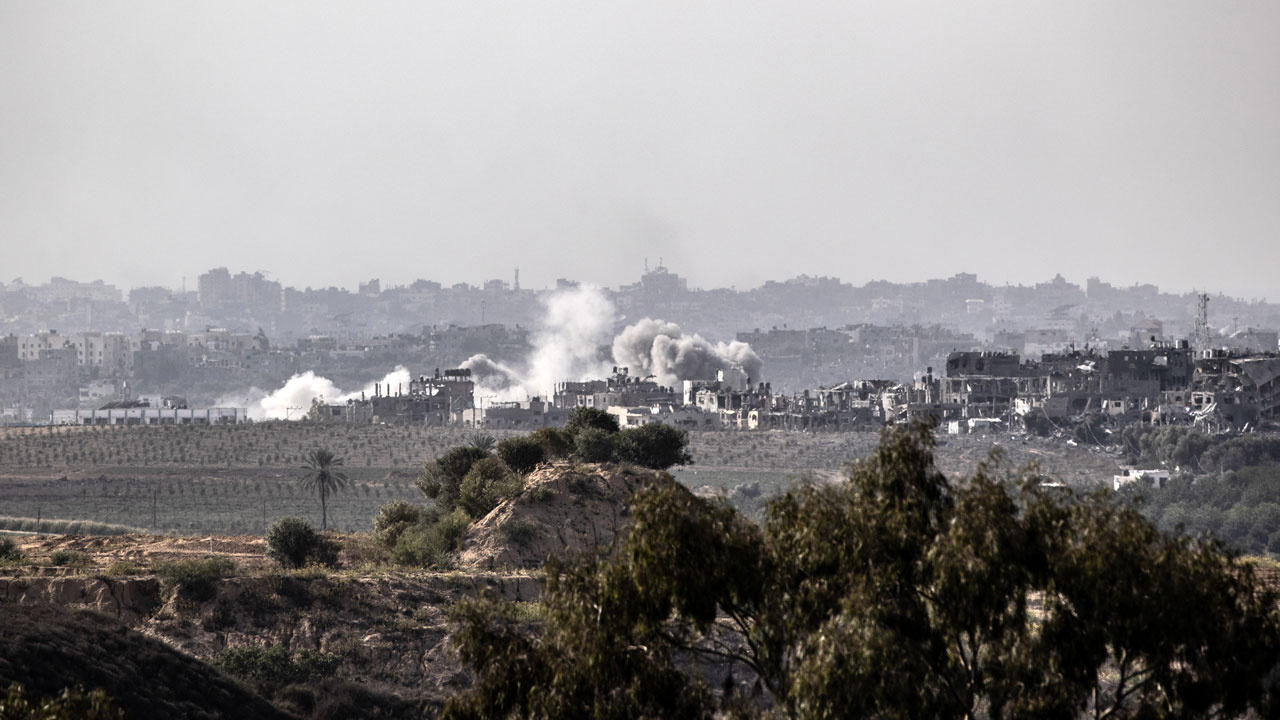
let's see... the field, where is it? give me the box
[0,423,1124,535]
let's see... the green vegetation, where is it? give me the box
[47,549,88,567]
[391,508,471,567]
[299,448,348,531]
[154,557,237,602]
[371,499,422,548]
[0,536,22,563]
[1121,425,1280,474]
[417,445,489,510]
[496,435,545,474]
[0,517,142,536]
[265,517,340,569]
[459,457,522,518]
[0,683,122,720]
[445,425,1280,719]
[210,646,339,692]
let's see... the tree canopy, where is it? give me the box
[444,424,1280,720]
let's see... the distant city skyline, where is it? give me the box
[4,2,1278,299]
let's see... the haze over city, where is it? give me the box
[3,1,1279,297]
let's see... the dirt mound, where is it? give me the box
[0,601,290,720]
[456,461,669,571]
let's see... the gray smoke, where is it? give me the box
[611,318,764,387]
[460,353,520,391]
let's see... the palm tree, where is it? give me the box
[300,448,349,531]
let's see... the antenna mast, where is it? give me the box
[1193,293,1211,352]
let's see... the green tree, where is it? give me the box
[497,435,546,474]
[299,448,348,530]
[564,406,620,437]
[459,457,523,518]
[0,684,123,720]
[418,445,490,510]
[445,425,1280,719]
[615,423,693,469]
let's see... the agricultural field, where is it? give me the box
[0,423,1122,535]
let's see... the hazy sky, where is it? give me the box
[2,2,1277,297]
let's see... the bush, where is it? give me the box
[154,557,237,602]
[497,435,546,474]
[500,518,539,547]
[574,427,618,463]
[266,517,340,569]
[0,536,22,563]
[417,446,489,510]
[459,457,524,518]
[211,646,339,691]
[392,508,471,567]
[615,423,693,469]
[0,683,123,720]
[372,500,422,548]
[528,427,574,459]
[49,549,89,567]
[565,406,620,437]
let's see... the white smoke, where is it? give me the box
[611,318,764,387]
[466,286,617,401]
[228,366,412,420]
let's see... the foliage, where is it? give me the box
[499,518,538,547]
[445,424,1280,720]
[154,557,237,602]
[210,646,339,691]
[564,406,620,437]
[459,457,524,518]
[418,446,490,510]
[0,536,22,563]
[392,508,472,567]
[615,423,694,469]
[573,427,617,463]
[497,435,546,474]
[1072,411,1110,445]
[48,549,88,567]
[300,448,349,531]
[527,427,574,459]
[372,499,422,548]
[1020,408,1055,436]
[265,517,340,569]
[1120,425,1280,474]
[468,433,498,453]
[0,683,123,720]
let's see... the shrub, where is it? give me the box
[615,423,693,469]
[497,435,546,474]
[528,427,574,459]
[392,508,471,567]
[565,406,620,437]
[266,517,340,569]
[154,557,237,602]
[459,457,523,518]
[372,500,422,548]
[500,518,539,547]
[0,683,123,720]
[574,427,618,463]
[417,446,489,510]
[211,646,339,691]
[0,536,22,563]
[49,549,89,567]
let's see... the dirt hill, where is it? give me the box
[0,601,291,720]
[456,462,670,571]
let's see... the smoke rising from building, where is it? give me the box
[611,318,763,388]
[226,366,412,420]
[466,288,764,399]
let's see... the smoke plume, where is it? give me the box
[611,318,763,387]
[227,366,412,420]
[466,285,617,400]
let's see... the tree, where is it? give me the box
[616,423,693,469]
[497,435,546,474]
[418,446,489,511]
[299,448,348,531]
[564,406,620,437]
[458,457,523,518]
[445,425,1280,719]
